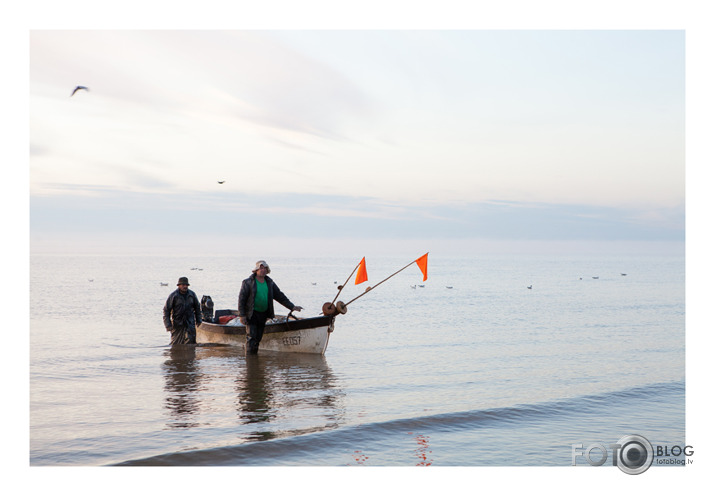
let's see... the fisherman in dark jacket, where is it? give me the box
[163,276,202,345]
[238,260,303,354]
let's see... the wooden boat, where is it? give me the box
[197,310,336,355]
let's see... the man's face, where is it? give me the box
[257,265,268,277]
[178,283,189,293]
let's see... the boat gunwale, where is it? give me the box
[198,314,335,336]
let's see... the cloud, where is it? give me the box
[28,30,684,212]
[31,31,376,141]
[201,32,376,141]
[30,188,684,245]
[29,143,48,157]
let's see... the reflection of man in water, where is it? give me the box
[163,276,202,345]
[234,354,343,443]
[237,355,275,431]
[162,346,201,429]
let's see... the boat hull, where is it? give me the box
[196,314,335,354]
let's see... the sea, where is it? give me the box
[28,251,689,488]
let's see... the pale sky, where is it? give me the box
[21,11,695,255]
[30,30,684,205]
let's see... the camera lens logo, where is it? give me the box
[616,435,654,475]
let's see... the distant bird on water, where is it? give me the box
[70,85,89,97]
[217,180,225,184]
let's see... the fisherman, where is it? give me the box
[163,276,202,345]
[238,260,303,354]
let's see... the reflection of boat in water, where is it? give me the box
[197,312,336,354]
[158,344,344,443]
[193,343,336,371]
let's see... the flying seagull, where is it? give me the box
[70,86,89,97]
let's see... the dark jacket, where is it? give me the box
[238,274,295,320]
[163,288,202,330]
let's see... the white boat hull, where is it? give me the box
[197,314,335,355]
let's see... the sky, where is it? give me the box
[26,27,687,255]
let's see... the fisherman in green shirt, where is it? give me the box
[238,260,303,354]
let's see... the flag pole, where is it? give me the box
[343,260,417,308]
[320,260,362,315]
[331,261,361,305]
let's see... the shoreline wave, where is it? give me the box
[117,379,683,466]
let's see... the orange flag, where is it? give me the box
[415,253,428,281]
[355,257,368,285]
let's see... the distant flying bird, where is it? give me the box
[71,86,89,97]
[217,180,225,184]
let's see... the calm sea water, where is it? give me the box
[29,253,685,467]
